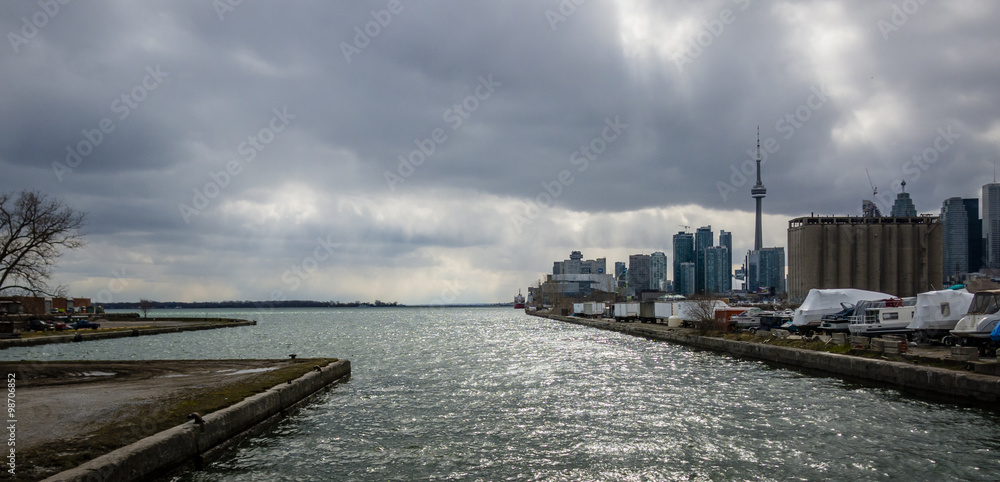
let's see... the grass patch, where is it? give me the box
[16,326,155,339]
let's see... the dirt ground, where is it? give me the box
[0,358,332,479]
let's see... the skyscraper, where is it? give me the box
[678,262,695,297]
[650,251,668,291]
[964,198,984,273]
[757,247,785,295]
[672,231,694,295]
[719,230,732,292]
[628,254,651,296]
[890,180,918,217]
[694,226,713,294]
[984,183,1000,269]
[751,128,766,251]
[942,197,969,282]
[704,246,730,295]
[746,251,759,293]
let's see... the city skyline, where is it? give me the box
[1,1,998,303]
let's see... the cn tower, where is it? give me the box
[751,127,766,251]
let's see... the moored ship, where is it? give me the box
[514,290,526,309]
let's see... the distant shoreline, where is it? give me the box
[101,301,514,310]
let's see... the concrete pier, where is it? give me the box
[41,359,350,482]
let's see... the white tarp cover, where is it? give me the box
[792,289,892,326]
[907,288,973,331]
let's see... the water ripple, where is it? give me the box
[3,308,998,480]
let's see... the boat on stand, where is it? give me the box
[907,287,973,344]
[847,297,917,337]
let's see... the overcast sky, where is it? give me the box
[1,0,998,304]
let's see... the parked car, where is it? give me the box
[70,320,101,330]
[28,319,52,331]
[50,321,71,331]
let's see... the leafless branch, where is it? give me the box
[0,190,86,296]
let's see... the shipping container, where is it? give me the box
[639,301,657,322]
[582,302,602,317]
[654,301,673,321]
[613,302,639,322]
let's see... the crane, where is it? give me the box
[866,169,878,197]
[678,224,690,232]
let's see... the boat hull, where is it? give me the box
[951,313,1000,339]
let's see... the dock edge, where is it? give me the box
[43,359,351,482]
[548,314,1000,405]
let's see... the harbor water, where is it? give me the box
[2,307,998,480]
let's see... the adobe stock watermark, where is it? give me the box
[545,0,588,32]
[873,124,961,211]
[877,0,928,41]
[340,0,407,63]
[7,0,72,54]
[251,233,340,322]
[675,0,750,72]
[512,116,628,233]
[271,234,340,299]
[429,280,464,305]
[716,85,830,201]
[178,107,295,224]
[93,266,130,304]
[52,65,169,182]
[212,0,244,21]
[384,74,500,191]
[6,371,15,477]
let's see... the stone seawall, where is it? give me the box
[43,359,351,482]
[548,315,1000,405]
[0,319,256,349]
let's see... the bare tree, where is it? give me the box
[689,296,721,334]
[0,190,86,296]
[139,299,152,318]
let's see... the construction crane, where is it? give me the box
[678,224,690,232]
[863,169,883,218]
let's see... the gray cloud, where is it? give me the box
[1,0,998,302]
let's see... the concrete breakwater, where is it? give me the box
[544,314,1000,405]
[44,359,351,482]
[0,318,256,349]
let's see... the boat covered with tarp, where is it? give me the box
[791,289,892,328]
[906,287,973,341]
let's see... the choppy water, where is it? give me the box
[3,307,998,480]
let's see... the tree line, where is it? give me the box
[103,300,403,310]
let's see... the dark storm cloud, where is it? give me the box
[1,0,998,302]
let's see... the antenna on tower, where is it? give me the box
[866,169,877,196]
